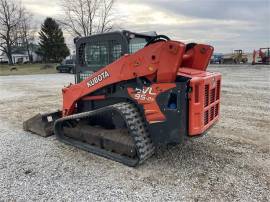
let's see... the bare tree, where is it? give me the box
[20,10,36,63]
[59,0,115,37]
[0,0,23,65]
[97,0,114,33]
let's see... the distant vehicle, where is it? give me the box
[252,48,270,65]
[222,49,248,64]
[210,53,223,64]
[56,59,75,73]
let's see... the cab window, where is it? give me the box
[111,43,122,61]
[65,59,74,65]
[129,37,148,53]
[84,42,109,66]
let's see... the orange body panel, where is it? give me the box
[182,44,214,71]
[127,83,176,123]
[62,41,185,116]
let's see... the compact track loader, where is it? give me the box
[23,30,222,166]
[252,48,270,65]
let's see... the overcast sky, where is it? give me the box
[20,0,270,53]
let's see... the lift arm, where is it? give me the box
[62,41,186,116]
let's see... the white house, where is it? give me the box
[0,53,28,64]
[0,51,42,64]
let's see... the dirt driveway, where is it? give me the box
[0,65,269,201]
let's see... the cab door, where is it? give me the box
[75,32,128,83]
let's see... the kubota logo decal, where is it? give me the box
[87,70,110,87]
[134,87,156,101]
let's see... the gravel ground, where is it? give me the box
[0,65,269,201]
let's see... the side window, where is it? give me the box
[78,43,85,65]
[111,43,122,61]
[65,59,74,64]
[129,37,147,53]
[100,45,108,65]
[84,42,109,66]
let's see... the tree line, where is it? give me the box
[0,0,115,65]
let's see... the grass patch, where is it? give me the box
[0,64,58,76]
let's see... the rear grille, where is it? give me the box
[203,79,221,126]
[204,85,209,107]
[204,110,209,125]
[189,75,221,135]
[216,80,220,100]
[215,103,219,117]
[210,106,215,120]
[210,88,215,103]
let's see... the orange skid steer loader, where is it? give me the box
[23,31,221,166]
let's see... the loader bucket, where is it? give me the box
[23,111,61,137]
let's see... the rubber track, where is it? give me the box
[113,103,155,164]
[54,102,155,166]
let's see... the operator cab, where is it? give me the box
[74,30,157,83]
[234,49,243,54]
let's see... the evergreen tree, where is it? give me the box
[38,17,70,62]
